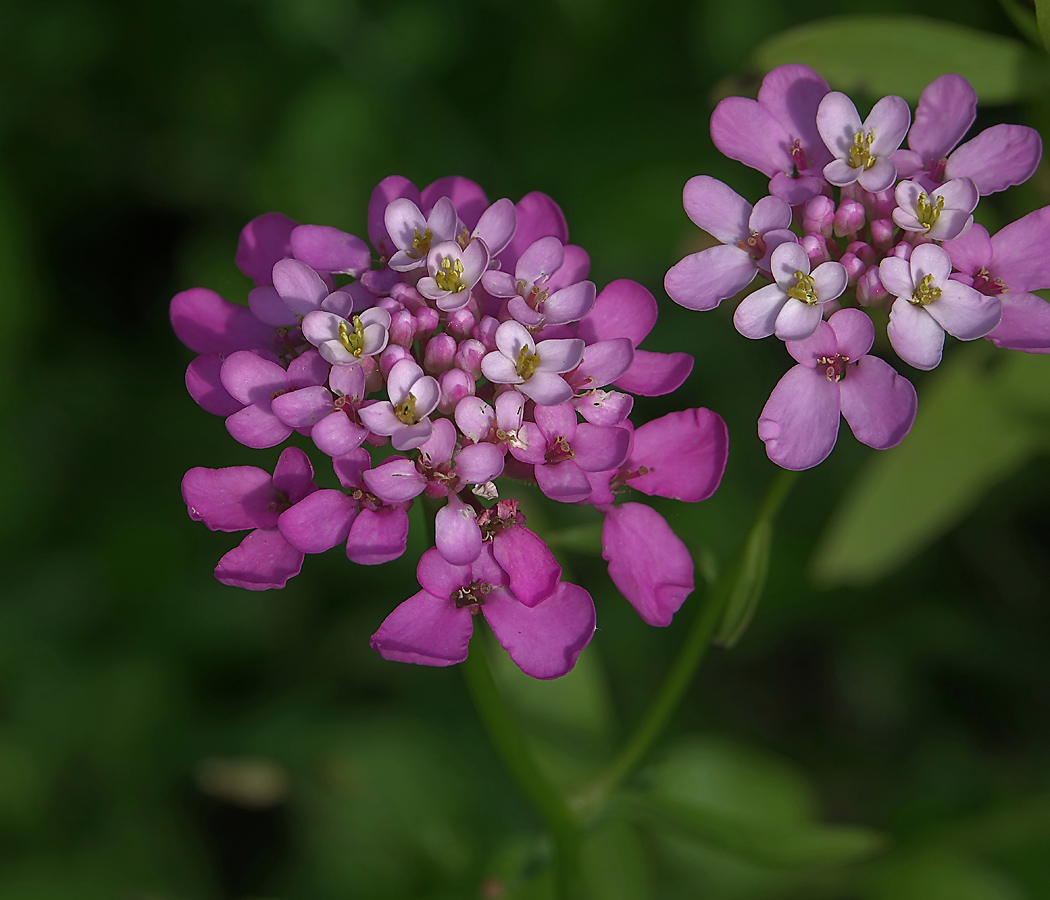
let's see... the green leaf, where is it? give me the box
[581,820,653,900]
[871,851,1026,900]
[811,347,1040,587]
[999,0,1045,49]
[751,15,1049,104]
[1037,0,1050,54]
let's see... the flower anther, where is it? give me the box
[848,128,877,170]
[516,345,541,379]
[787,271,819,304]
[915,192,944,233]
[394,393,419,424]
[337,315,366,357]
[816,354,849,382]
[409,226,433,259]
[435,255,467,293]
[910,274,942,307]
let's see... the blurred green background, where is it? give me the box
[2,0,1049,897]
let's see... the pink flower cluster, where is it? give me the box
[174,176,729,679]
[667,67,1050,470]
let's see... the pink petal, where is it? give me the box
[235,213,297,286]
[483,582,596,679]
[535,459,592,503]
[887,299,945,371]
[925,281,1002,341]
[271,446,314,502]
[346,507,410,566]
[572,424,631,472]
[681,175,752,243]
[367,175,420,255]
[990,206,1050,292]
[271,385,333,428]
[170,288,276,354]
[416,545,472,598]
[455,442,505,484]
[435,496,483,566]
[492,526,562,609]
[733,283,787,339]
[601,503,694,627]
[947,124,1042,195]
[535,337,585,374]
[774,298,824,341]
[182,465,278,531]
[988,291,1050,353]
[544,280,596,324]
[220,351,288,405]
[500,192,569,269]
[572,338,634,390]
[215,528,303,590]
[249,285,296,327]
[756,64,830,165]
[312,413,368,456]
[757,364,841,470]
[291,225,370,276]
[816,92,863,159]
[786,320,838,366]
[828,308,875,361]
[278,489,357,553]
[614,350,694,396]
[878,257,915,299]
[518,372,574,406]
[578,279,657,346]
[185,354,243,416]
[942,223,992,277]
[369,590,473,667]
[421,176,488,230]
[628,408,728,502]
[473,197,517,256]
[908,73,977,162]
[363,457,427,504]
[225,403,293,449]
[711,97,794,178]
[839,356,917,450]
[664,245,758,311]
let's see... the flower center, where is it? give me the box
[790,138,808,173]
[816,354,849,382]
[915,192,944,233]
[517,280,550,309]
[848,128,877,170]
[408,226,433,260]
[786,270,818,304]
[545,434,575,465]
[515,345,541,380]
[434,256,467,293]
[910,273,942,306]
[452,580,493,612]
[394,392,419,425]
[973,266,1008,297]
[737,231,766,262]
[337,315,366,357]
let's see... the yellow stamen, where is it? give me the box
[515,344,541,380]
[786,271,818,305]
[337,316,366,357]
[916,192,945,233]
[434,256,466,293]
[394,392,418,425]
[910,273,942,306]
[408,226,433,260]
[848,128,877,170]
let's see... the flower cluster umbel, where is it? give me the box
[667,67,1049,470]
[174,176,729,679]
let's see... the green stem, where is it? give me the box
[581,468,799,806]
[462,633,584,899]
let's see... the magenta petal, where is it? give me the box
[613,349,694,396]
[628,408,728,502]
[827,308,875,361]
[473,197,517,255]
[215,528,303,590]
[758,364,841,470]
[501,192,569,268]
[942,223,992,277]
[182,465,278,531]
[235,213,297,286]
[220,351,288,405]
[455,442,505,484]
[368,175,420,253]
[416,545,471,599]
[681,175,752,243]
[249,285,296,327]
[422,176,488,230]
[908,73,977,161]
[925,282,1001,341]
[272,258,329,316]
[990,206,1050,292]
[370,590,473,667]
[572,424,631,472]
[483,582,596,679]
[544,280,597,324]
[332,448,371,490]
[839,356,917,450]
[888,299,945,371]
[665,245,758,311]
[549,244,590,290]
[171,288,276,354]
[435,496,483,566]
[988,292,1050,352]
[947,124,1042,195]
[601,503,694,627]
[186,354,243,416]
[710,97,794,177]
[346,507,410,566]
[786,320,838,367]
[362,457,427,504]
[578,279,657,345]
[271,446,315,502]
[271,386,333,428]
[291,224,371,275]
[226,403,294,449]
[312,413,368,456]
[536,459,592,504]
[533,402,578,442]
[493,526,562,609]
[757,64,830,163]
[575,338,635,389]
[278,489,357,553]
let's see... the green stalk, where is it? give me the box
[462,635,584,899]
[580,468,799,808]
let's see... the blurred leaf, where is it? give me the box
[752,15,1049,103]
[1037,0,1050,53]
[811,348,1042,587]
[711,518,771,649]
[624,737,885,869]
[544,523,604,555]
[999,0,1045,48]
[870,850,1026,900]
[581,819,652,900]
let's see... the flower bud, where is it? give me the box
[377,295,401,315]
[424,333,457,373]
[455,338,487,377]
[379,344,412,379]
[888,240,913,261]
[361,268,399,295]
[833,199,866,238]
[473,315,500,351]
[447,308,477,340]
[415,306,440,339]
[857,266,890,308]
[801,233,830,267]
[802,195,835,238]
[438,368,476,414]
[390,282,425,313]
[388,309,417,347]
[838,251,866,286]
[870,218,895,251]
[844,240,876,267]
[865,186,897,219]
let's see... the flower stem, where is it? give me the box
[462,633,584,899]
[582,468,799,806]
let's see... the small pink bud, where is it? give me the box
[379,344,412,379]
[857,267,890,308]
[845,240,875,266]
[389,310,417,347]
[801,233,831,266]
[833,199,866,238]
[438,368,476,414]
[415,306,440,339]
[377,295,401,315]
[865,186,897,219]
[424,333,457,373]
[447,307,477,340]
[870,218,895,251]
[838,252,866,286]
[390,282,426,313]
[473,315,500,351]
[889,240,913,261]
[454,338,487,377]
[802,195,835,238]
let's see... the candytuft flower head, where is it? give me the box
[817,92,910,193]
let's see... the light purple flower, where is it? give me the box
[481,321,585,406]
[665,177,797,312]
[895,73,1042,195]
[709,64,833,203]
[302,306,391,366]
[881,243,1002,369]
[892,178,978,242]
[733,242,848,341]
[943,208,1050,353]
[758,309,918,470]
[369,545,596,679]
[384,196,458,272]
[271,359,371,457]
[417,239,490,312]
[817,92,911,193]
[358,358,441,450]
